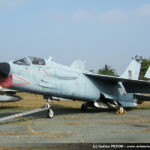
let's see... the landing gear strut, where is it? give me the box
[81,102,94,111]
[44,97,54,118]
[112,100,127,115]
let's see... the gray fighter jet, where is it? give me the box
[0,55,150,118]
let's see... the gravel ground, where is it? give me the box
[0,108,150,149]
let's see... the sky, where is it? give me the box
[0,0,150,74]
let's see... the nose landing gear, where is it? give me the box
[47,109,54,118]
[44,96,54,118]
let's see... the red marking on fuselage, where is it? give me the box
[43,70,50,78]
[12,74,31,86]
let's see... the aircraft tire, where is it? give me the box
[47,109,54,118]
[119,107,124,114]
[81,103,88,111]
[116,106,124,114]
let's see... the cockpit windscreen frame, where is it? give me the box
[13,57,46,66]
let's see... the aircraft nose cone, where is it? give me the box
[0,62,10,78]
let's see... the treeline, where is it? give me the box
[93,58,150,80]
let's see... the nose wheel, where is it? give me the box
[47,108,54,118]
[44,96,54,118]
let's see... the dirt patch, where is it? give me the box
[63,115,88,120]
[46,131,72,139]
[66,121,90,125]
[143,129,150,132]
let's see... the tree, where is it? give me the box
[98,64,118,76]
[139,59,150,80]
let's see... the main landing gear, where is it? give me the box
[81,103,88,111]
[108,100,127,115]
[116,106,127,114]
[81,102,93,111]
[81,101,127,115]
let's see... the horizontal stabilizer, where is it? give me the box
[134,94,150,101]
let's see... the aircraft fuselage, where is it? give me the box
[10,58,100,102]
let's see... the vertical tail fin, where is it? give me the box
[145,67,150,79]
[120,55,142,80]
[70,60,85,71]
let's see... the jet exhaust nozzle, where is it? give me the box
[0,62,10,78]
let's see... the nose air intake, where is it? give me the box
[0,62,10,78]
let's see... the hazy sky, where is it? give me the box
[0,0,150,74]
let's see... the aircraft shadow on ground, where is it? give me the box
[0,104,133,124]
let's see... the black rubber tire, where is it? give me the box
[81,103,88,111]
[47,109,54,118]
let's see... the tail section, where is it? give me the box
[70,60,85,71]
[120,55,142,80]
[145,67,150,79]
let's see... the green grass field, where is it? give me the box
[0,93,83,111]
[0,92,150,111]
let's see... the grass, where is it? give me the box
[0,92,150,111]
[0,92,83,111]
[137,102,150,109]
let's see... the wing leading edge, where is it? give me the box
[84,73,150,94]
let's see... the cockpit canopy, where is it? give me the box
[13,57,45,66]
[13,57,30,66]
[28,57,45,65]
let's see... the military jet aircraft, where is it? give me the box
[0,55,150,118]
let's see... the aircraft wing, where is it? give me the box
[134,93,150,101]
[0,88,17,94]
[84,73,150,93]
[0,88,22,102]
